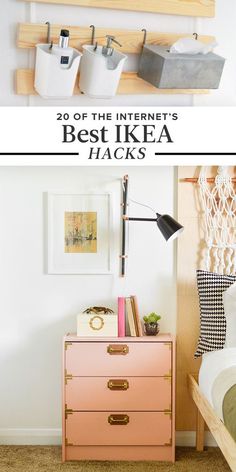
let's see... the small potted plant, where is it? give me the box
[143,312,161,336]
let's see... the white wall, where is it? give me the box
[0,166,176,444]
[1,0,236,106]
[194,0,236,106]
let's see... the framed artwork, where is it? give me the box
[47,192,113,274]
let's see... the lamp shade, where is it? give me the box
[156,213,184,241]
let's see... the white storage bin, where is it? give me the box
[79,45,127,98]
[34,44,82,99]
[77,313,118,337]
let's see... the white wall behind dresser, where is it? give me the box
[1,0,236,106]
[0,166,176,444]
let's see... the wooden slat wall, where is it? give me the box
[19,0,215,17]
[17,23,215,53]
[15,69,209,95]
[176,166,236,431]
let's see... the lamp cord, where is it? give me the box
[121,182,156,270]
[128,197,157,215]
[122,180,156,214]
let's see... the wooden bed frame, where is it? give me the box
[188,374,236,471]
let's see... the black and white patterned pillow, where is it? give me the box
[195,270,236,358]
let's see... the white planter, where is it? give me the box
[77,313,118,337]
[34,44,82,99]
[79,45,127,98]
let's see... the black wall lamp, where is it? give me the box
[120,174,184,276]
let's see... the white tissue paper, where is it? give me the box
[169,37,217,55]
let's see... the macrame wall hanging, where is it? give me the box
[198,166,236,275]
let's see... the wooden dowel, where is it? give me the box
[183,177,236,183]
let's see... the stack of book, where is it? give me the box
[118,296,143,337]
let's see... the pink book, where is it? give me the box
[118,297,125,337]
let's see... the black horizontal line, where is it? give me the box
[0,153,79,156]
[155,152,236,156]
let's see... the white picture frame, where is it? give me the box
[47,192,113,274]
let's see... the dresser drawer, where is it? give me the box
[65,341,172,376]
[66,411,172,446]
[65,376,171,411]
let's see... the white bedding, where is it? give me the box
[199,348,236,420]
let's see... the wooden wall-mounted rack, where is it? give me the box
[19,0,215,17]
[16,69,209,96]
[17,23,214,54]
[16,23,214,96]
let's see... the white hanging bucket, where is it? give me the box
[34,44,82,99]
[79,45,127,98]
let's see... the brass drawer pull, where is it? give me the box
[108,379,129,390]
[108,414,129,425]
[107,344,129,355]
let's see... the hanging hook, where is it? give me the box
[45,21,53,49]
[142,28,147,46]
[193,32,198,41]
[90,25,96,45]
[45,21,51,43]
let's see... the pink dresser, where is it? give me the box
[62,334,175,462]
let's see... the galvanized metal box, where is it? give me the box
[138,45,225,89]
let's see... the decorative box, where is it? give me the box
[77,313,118,337]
